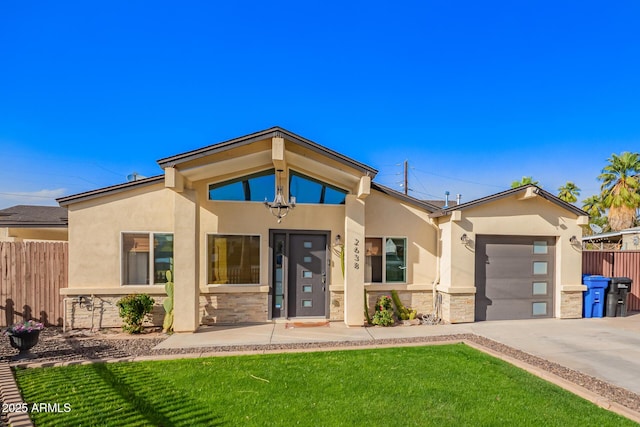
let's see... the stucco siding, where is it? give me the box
[67,184,174,289]
[196,178,347,290]
[438,193,584,320]
[365,190,438,287]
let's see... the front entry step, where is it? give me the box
[284,320,331,329]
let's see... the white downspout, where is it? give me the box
[428,218,441,313]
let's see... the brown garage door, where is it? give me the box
[475,235,555,321]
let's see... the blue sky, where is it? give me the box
[1,1,639,209]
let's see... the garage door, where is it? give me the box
[475,235,555,321]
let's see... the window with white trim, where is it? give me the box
[207,235,260,284]
[365,237,407,283]
[122,233,173,285]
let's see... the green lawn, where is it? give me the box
[14,344,635,426]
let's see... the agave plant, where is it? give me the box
[163,270,174,333]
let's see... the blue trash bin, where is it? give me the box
[583,275,610,318]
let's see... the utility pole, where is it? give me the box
[404,160,408,196]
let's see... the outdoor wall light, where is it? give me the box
[460,233,471,244]
[334,234,343,246]
[264,169,295,223]
[569,235,579,244]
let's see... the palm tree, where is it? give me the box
[557,182,580,203]
[582,194,605,219]
[598,152,640,231]
[581,194,609,233]
[511,176,539,188]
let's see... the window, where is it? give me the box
[532,282,548,295]
[533,241,548,254]
[289,170,348,204]
[122,233,173,285]
[532,302,548,316]
[209,169,275,202]
[208,235,260,284]
[365,237,407,283]
[533,261,548,275]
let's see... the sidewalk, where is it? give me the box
[154,321,470,349]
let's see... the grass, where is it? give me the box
[14,344,635,426]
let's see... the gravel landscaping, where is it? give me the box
[2,326,640,416]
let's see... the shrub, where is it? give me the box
[116,294,155,334]
[371,295,395,326]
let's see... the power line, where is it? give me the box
[409,168,440,199]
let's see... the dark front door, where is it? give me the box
[288,234,327,317]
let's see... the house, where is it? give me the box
[0,205,68,242]
[582,226,640,251]
[57,127,589,331]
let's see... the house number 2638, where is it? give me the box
[353,238,360,269]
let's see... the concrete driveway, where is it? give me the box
[467,314,640,395]
[158,313,640,395]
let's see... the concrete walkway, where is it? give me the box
[157,313,640,395]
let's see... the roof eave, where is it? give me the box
[429,185,588,218]
[371,183,439,212]
[57,175,165,207]
[0,223,68,228]
[157,126,379,177]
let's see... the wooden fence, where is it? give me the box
[583,250,640,312]
[0,241,67,327]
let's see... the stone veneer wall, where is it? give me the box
[365,290,434,320]
[64,295,167,330]
[200,292,268,324]
[439,292,475,323]
[64,289,443,328]
[559,291,583,318]
[330,290,344,321]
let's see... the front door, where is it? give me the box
[271,232,328,318]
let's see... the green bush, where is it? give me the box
[116,294,155,334]
[371,295,395,326]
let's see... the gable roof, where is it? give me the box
[0,205,68,227]
[429,185,588,218]
[157,126,379,177]
[57,175,165,207]
[371,183,440,212]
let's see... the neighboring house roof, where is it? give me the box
[429,185,588,218]
[582,226,640,242]
[371,183,440,213]
[0,205,68,227]
[57,175,165,207]
[157,126,379,177]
